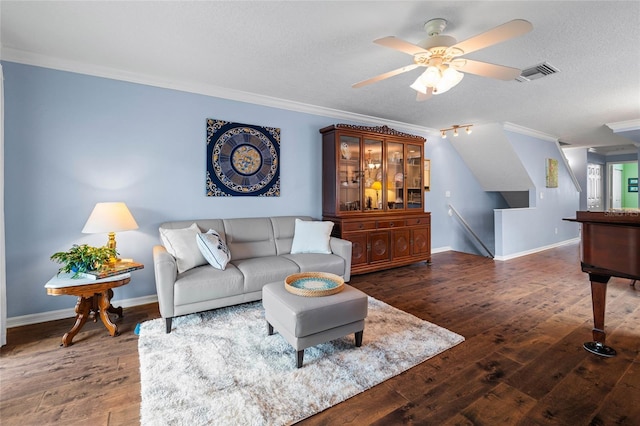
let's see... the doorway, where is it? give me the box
[607,161,639,209]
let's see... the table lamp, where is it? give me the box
[82,202,139,260]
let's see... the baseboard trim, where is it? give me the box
[432,246,452,254]
[494,238,580,261]
[6,294,158,328]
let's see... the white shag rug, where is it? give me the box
[138,297,464,425]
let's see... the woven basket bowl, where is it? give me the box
[284,272,344,297]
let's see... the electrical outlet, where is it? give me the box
[445,191,451,198]
[554,227,558,234]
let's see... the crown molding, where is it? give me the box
[502,122,558,143]
[1,47,433,137]
[606,119,640,133]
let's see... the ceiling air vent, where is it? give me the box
[516,62,559,82]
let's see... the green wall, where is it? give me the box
[622,163,639,208]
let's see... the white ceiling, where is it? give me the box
[2,1,640,153]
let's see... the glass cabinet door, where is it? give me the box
[386,142,404,210]
[406,143,423,210]
[338,135,361,212]
[363,138,383,211]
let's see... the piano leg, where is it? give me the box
[584,274,616,357]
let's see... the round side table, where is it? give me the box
[45,273,131,347]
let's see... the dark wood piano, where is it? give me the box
[565,210,640,357]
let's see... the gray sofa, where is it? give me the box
[153,216,352,333]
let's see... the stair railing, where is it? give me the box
[448,203,495,258]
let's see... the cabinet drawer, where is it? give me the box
[407,217,430,226]
[377,219,405,229]
[343,221,376,232]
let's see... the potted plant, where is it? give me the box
[50,244,117,278]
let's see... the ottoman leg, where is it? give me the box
[267,321,274,336]
[355,330,363,347]
[297,350,304,368]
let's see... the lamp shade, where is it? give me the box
[371,181,382,191]
[82,202,139,234]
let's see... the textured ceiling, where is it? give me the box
[2,1,639,152]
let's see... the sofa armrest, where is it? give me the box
[329,237,352,282]
[153,245,177,319]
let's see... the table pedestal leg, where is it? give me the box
[61,291,124,346]
[584,274,616,357]
[105,288,123,318]
[98,291,120,337]
[62,296,92,347]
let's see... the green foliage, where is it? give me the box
[50,244,117,278]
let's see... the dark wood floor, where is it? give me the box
[1,244,639,425]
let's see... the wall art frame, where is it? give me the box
[546,158,558,188]
[206,118,280,197]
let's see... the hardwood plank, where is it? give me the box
[300,382,408,425]
[590,348,640,425]
[369,353,523,424]
[445,382,538,425]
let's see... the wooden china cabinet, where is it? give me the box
[320,124,431,275]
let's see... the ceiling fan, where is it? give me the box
[353,18,533,101]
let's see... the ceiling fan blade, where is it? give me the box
[416,87,433,102]
[352,64,420,88]
[450,19,533,56]
[451,59,521,80]
[374,36,429,56]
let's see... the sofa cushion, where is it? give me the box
[231,256,299,293]
[282,253,346,277]
[196,230,231,270]
[159,223,207,273]
[223,217,277,261]
[174,264,244,306]
[290,219,334,254]
[270,216,313,255]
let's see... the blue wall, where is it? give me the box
[3,62,343,317]
[2,61,576,318]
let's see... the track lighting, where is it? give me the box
[440,124,473,139]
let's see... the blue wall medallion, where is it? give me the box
[206,119,280,197]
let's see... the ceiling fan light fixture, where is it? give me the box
[410,77,428,94]
[434,67,464,94]
[441,130,447,139]
[420,66,442,87]
[355,18,533,102]
[466,126,472,134]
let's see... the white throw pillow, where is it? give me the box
[159,223,207,274]
[290,219,334,254]
[196,230,231,270]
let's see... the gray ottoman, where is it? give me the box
[263,281,368,368]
